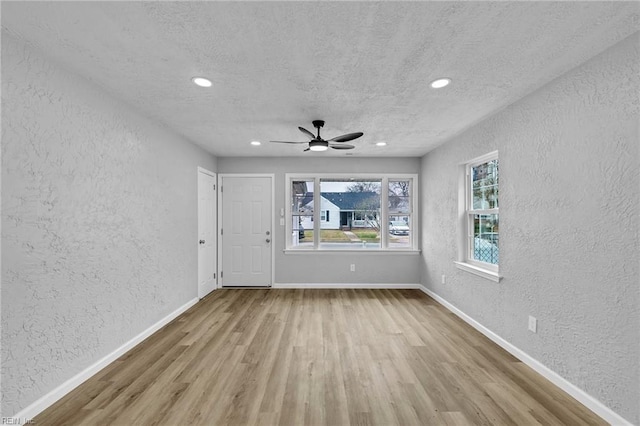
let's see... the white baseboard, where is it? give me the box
[418,286,631,426]
[272,283,421,289]
[15,286,629,425]
[11,297,199,421]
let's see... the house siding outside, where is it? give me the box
[301,192,380,230]
[299,197,341,230]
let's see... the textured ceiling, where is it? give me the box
[2,2,638,157]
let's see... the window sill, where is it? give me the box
[284,249,420,255]
[454,261,502,282]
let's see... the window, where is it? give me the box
[286,174,417,251]
[291,179,314,245]
[388,179,413,249]
[456,151,500,280]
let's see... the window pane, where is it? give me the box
[291,180,314,247]
[472,159,499,209]
[389,216,412,249]
[472,214,499,264]
[389,180,411,214]
[318,179,381,249]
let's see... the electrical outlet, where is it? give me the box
[350,264,356,272]
[279,218,284,226]
[441,274,446,284]
[528,316,537,333]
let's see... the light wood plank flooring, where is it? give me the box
[35,289,605,425]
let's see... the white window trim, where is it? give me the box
[284,249,420,255]
[285,173,418,252]
[456,151,502,281]
[454,261,501,282]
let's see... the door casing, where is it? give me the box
[197,167,217,298]
[217,174,275,287]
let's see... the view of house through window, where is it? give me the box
[319,179,381,249]
[288,174,416,250]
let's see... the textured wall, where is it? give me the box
[217,157,421,285]
[1,35,216,416]
[420,34,639,423]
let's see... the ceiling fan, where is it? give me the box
[270,120,363,152]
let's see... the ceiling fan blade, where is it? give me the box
[298,127,316,140]
[330,144,355,150]
[328,132,363,142]
[304,148,310,152]
[269,140,308,144]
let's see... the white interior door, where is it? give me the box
[198,168,216,298]
[220,175,272,287]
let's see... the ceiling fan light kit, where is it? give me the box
[270,120,363,152]
[309,141,328,151]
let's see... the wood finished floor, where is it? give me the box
[35,289,605,425]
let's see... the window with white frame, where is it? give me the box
[286,174,417,251]
[461,152,499,275]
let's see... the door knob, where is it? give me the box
[266,239,271,243]
[199,240,205,244]
[266,231,270,236]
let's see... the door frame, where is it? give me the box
[197,166,217,296]
[217,174,275,287]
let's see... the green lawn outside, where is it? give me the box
[319,230,351,241]
[351,229,380,242]
[302,228,406,243]
[303,230,350,242]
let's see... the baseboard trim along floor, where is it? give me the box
[13,285,627,424]
[30,288,608,424]
[418,286,631,426]
[12,297,199,421]
[272,283,422,289]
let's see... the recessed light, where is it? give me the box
[250,141,261,146]
[376,142,387,146]
[430,78,451,89]
[191,77,212,88]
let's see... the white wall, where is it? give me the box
[218,157,421,285]
[1,35,217,416]
[420,34,639,423]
